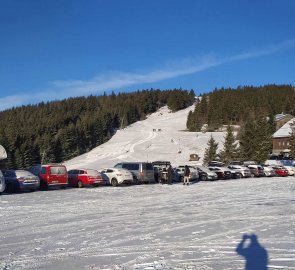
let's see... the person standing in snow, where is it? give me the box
[184,165,190,185]
[167,165,173,185]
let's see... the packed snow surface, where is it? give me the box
[1,177,294,269]
[64,105,226,170]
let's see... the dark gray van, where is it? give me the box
[114,162,155,184]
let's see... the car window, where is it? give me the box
[123,163,139,170]
[114,163,122,168]
[68,169,78,174]
[58,167,66,175]
[145,163,154,170]
[41,167,47,174]
[50,167,59,175]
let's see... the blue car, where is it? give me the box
[0,170,5,194]
[3,169,40,192]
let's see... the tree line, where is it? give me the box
[0,89,195,169]
[191,85,295,163]
[187,84,295,131]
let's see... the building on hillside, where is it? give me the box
[274,113,294,130]
[272,118,295,155]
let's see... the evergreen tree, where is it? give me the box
[238,116,258,161]
[254,116,273,163]
[203,135,219,165]
[219,124,238,164]
[288,120,295,159]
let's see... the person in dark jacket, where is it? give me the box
[184,165,190,185]
[167,165,173,185]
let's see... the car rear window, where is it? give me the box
[16,170,35,177]
[123,163,139,170]
[49,166,66,175]
[86,169,100,176]
[58,167,67,175]
[145,163,154,170]
[50,167,59,175]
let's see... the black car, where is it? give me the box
[208,166,232,180]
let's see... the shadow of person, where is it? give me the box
[236,234,268,270]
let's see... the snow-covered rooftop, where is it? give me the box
[273,118,295,138]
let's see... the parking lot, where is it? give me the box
[1,176,294,270]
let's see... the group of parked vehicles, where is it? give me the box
[0,160,293,194]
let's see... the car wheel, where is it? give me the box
[7,184,14,193]
[111,178,118,187]
[40,181,48,190]
[201,175,207,181]
[236,173,242,179]
[77,180,83,188]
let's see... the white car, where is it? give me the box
[174,166,199,181]
[284,166,295,176]
[227,165,252,178]
[101,168,133,187]
[0,170,5,194]
[261,165,276,177]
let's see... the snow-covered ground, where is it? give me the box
[64,105,226,170]
[1,177,294,270]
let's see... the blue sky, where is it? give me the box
[0,0,294,110]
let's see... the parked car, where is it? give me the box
[2,169,40,192]
[101,168,133,186]
[114,162,155,184]
[196,166,218,181]
[0,170,5,194]
[174,166,199,182]
[247,165,264,177]
[208,161,225,167]
[29,164,68,190]
[261,165,276,177]
[68,169,105,188]
[272,166,289,177]
[284,166,295,176]
[227,165,252,178]
[208,166,232,180]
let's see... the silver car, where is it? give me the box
[174,166,199,181]
[227,165,252,178]
[3,170,40,192]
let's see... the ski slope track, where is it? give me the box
[65,105,226,170]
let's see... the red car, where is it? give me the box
[272,166,288,177]
[30,164,68,190]
[68,169,104,188]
